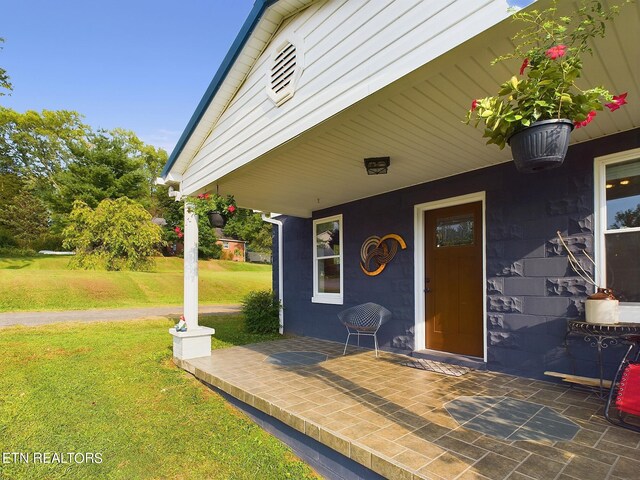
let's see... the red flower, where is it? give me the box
[605,92,628,112]
[203,193,210,199]
[197,193,205,199]
[519,58,529,75]
[471,99,478,111]
[174,226,181,233]
[227,205,236,213]
[545,44,567,60]
[178,233,183,238]
[574,110,596,129]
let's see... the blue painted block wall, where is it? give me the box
[274,129,639,379]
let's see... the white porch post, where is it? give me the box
[169,201,214,360]
[183,201,199,329]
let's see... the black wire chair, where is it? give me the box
[604,335,640,432]
[337,302,391,357]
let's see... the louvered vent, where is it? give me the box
[267,40,301,106]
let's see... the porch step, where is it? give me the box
[411,349,486,370]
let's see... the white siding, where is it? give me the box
[180,0,514,195]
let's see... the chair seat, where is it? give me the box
[337,302,391,357]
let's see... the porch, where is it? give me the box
[175,337,640,480]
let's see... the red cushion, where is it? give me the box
[616,363,640,416]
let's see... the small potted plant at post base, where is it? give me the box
[466,0,630,173]
[190,193,237,228]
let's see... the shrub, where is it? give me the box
[31,233,65,251]
[0,228,17,248]
[63,197,164,271]
[242,290,281,334]
[0,246,37,257]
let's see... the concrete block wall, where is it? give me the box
[276,129,639,379]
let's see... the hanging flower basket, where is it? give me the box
[465,0,629,173]
[188,193,237,228]
[507,119,574,173]
[207,211,226,228]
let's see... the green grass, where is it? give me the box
[0,256,272,312]
[0,315,317,480]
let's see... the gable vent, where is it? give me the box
[267,40,302,106]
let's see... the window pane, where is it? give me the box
[605,231,640,302]
[436,214,474,247]
[318,258,340,294]
[316,220,340,257]
[606,159,640,229]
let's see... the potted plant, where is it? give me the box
[466,0,630,173]
[189,193,237,228]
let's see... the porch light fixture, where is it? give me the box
[364,157,390,175]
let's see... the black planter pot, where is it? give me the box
[207,211,226,228]
[507,119,574,173]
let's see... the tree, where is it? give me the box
[198,216,222,260]
[612,204,640,229]
[223,209,272,253]
[51,130,150,214]
[0,107,88,181]
[63,197,164,271]
[0,190,49,249]
[0,37,12,96]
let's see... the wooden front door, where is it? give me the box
[425,201,483,357]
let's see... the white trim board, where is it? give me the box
[413,191,487,361]
[312,213,344,305]
[594,147,640,323]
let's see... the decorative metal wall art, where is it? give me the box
[360,234,407,276]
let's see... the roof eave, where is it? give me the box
[161,0,279,179]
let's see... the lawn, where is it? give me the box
[0,256,272,312]
[0,315,317,480]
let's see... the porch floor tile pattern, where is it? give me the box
[444,396,580,442]
[176,338,640,480]
[265,351,328,366]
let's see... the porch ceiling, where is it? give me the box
[215,1,639,218]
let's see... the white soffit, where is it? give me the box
[211,0,639,217]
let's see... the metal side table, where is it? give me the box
[565,320,640,398]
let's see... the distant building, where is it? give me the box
[214,228,246,262]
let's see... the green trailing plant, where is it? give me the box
[466,0,631,149]
[241,290,281,334]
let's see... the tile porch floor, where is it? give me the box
[175,337,640,480]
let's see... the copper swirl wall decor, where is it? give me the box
[360,234,407,276]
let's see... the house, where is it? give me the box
[160,0,639,380]
[213,228,247,261]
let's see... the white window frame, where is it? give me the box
[594,147,640,321]
[312,214,343,305]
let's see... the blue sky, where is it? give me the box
[2,0,534,154]
[1,0,255,152]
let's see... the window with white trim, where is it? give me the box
[312,215,343,304]
[596,149,640,307]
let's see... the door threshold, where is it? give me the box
[412,349,486,370]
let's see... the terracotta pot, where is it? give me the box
[507,119,574,173]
